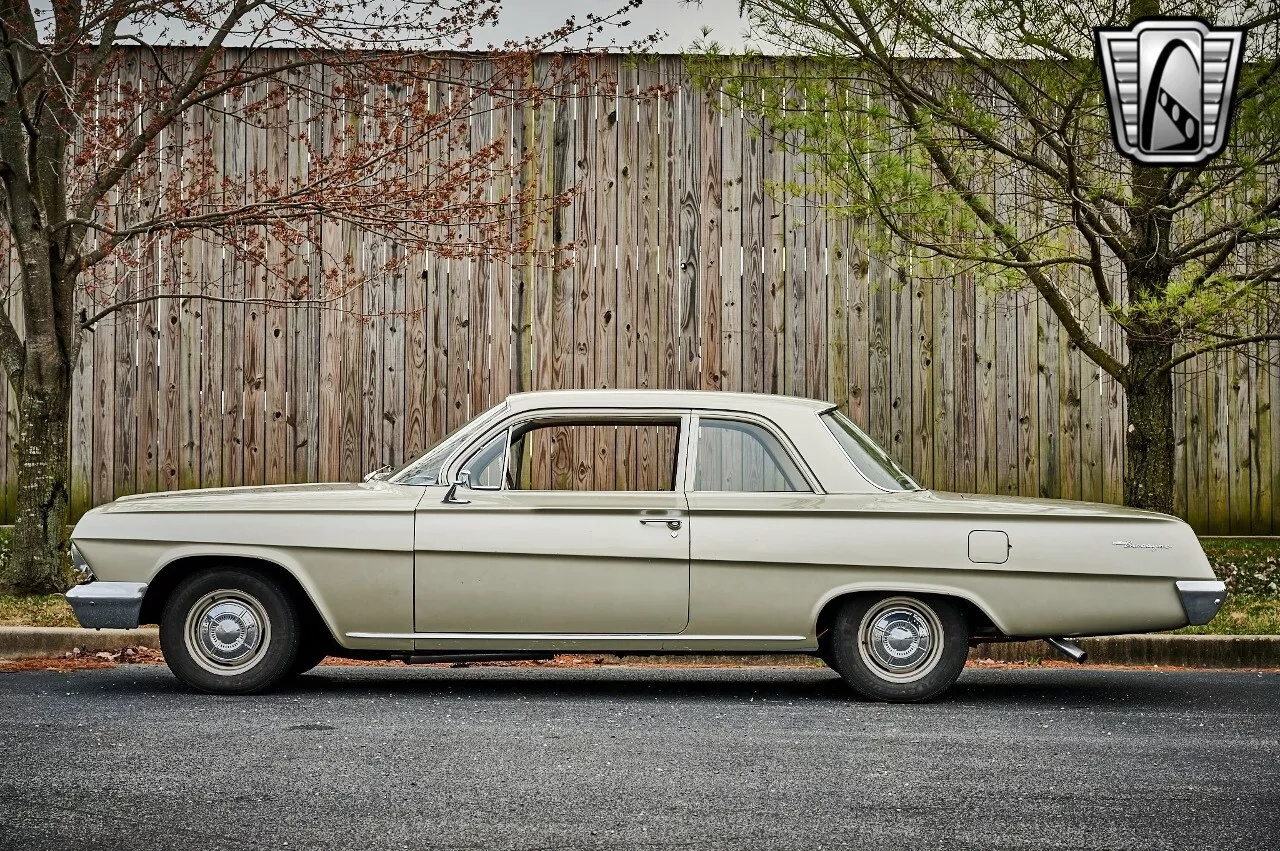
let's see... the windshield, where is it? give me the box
[820,409,921,492]
[391,402,509,485]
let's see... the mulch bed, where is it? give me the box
[3,648,1277,674]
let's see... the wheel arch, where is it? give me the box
[139,550,336,646]
[812,584,1005,645]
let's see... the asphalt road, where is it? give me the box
[1,664,1277,851]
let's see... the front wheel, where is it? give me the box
[160,569,301,694]
[830,594,968,703]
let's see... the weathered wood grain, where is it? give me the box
[0,51,1268,533]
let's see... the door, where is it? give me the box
[684,415,820,637]
[414,415,690,634]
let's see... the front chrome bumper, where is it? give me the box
[1175,580,1227,626]
[66,582,148,630]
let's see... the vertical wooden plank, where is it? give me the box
[1017,294,1039,497]
[594,66,620,485]
[741,75,765,396]
[1057,271,1082,503]
[361,110,387,474]
[264,65,290,485]
[847,218,871,430]
[804,134,826,402]
[88,294,113,510]
[488,75,514,409]
[508,77,529,403]
[466,62,492,423]
[827,209,849,415]
[617,64,640,485]
[1252,352,1270,532]
[294,62,322,482]
[1079,282,1104,505]
[159,230,182,493]
[721,86,743,398]
[784,106,806,398]
[658,58,679,395]
[528,62,554,484]
[240,53,268,487]
[1101,312,1126,506]
[1183,357,1208,531]
[698,84,722,393]
[132,49,160,495]
[569,80,593,488]
[973,281,997,495]
[1038,294,1059,499]
[426,77,451,453]
[1229,348,1254,533]
[634,62,659,489]
[909,265,933,486]
[890,264,913,473]
[337,83,364,481]
[677,76,701,392]
[763,88,785,397]
[178,259,200,493]
[1206,349,1230,532]
[995,293,1019,495]
[445,73,471,431]
[933,270,955,493]
[866,240,892,450]
[953,266,975,494]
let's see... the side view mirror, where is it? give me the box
[442,470,472,504]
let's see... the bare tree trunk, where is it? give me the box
[0,344,73,594]
[1122,336,1176,516]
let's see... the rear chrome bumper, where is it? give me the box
[1175,580,1227,626]
[66,582,147,630]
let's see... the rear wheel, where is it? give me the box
[830,594,968,703]
[160,569,301,694]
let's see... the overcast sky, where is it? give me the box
[486,0,752,52]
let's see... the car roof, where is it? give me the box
[504,389,833,415]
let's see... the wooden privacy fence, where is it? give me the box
[1,53,1276,533]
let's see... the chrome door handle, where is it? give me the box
[640,518,682,531]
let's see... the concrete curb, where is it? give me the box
[0,626,159,660]
[1,627,1277,668]
[969,635,1280,668]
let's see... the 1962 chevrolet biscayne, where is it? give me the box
[65,390,1226,701]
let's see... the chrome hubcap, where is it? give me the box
[184,590,271,676]
[858,597,944,683]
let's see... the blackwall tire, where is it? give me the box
[830,593,968,703]
[159,568,301,695]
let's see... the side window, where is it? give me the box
[459,430,508,489]
[494,420,680,491]
[695,419,809,492]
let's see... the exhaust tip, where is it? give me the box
[1046,637,1088,664]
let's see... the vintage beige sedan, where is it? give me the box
[66,390,1225,701]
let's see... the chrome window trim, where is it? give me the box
[687,411,822,494]
[445,407,693,494]
[391,401,510,486]
[458,427,511,491]
[816,406,920,494]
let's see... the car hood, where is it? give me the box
[89,481,418,514]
